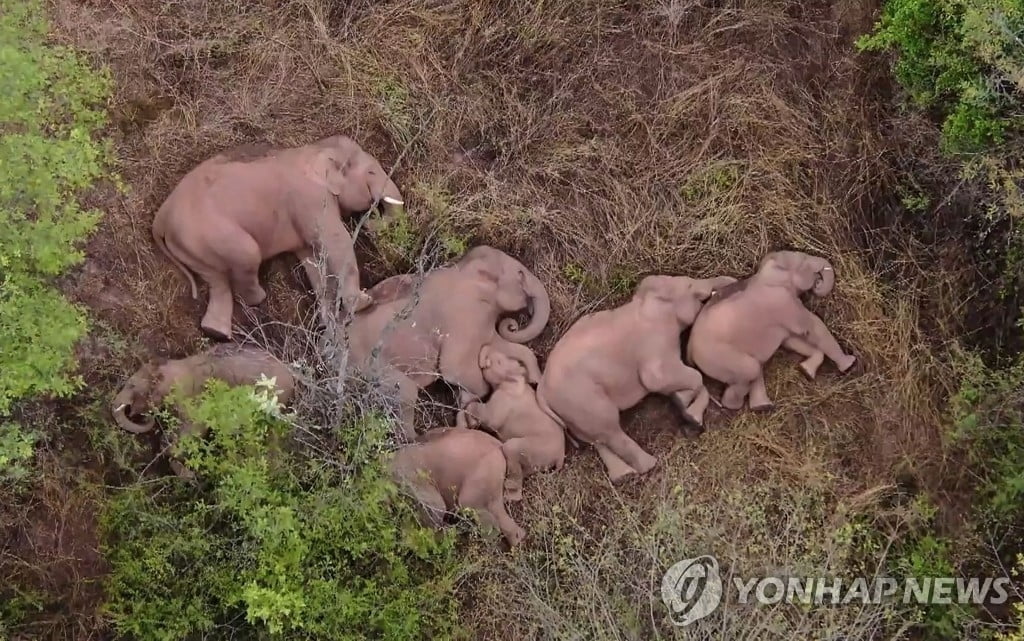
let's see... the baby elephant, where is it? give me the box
[460,345,565,501]
[388,427,526,547]
[687,250,857,410]
[111,344,295,477]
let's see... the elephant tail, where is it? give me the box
[152,216,198,299]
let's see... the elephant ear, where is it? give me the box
[307,148,350,196]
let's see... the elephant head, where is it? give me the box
[635,274,738,326]
[458,246,551,343]
[306,135,405,229]
[111,363,161,434]
[756,250,835,297]
[479,344,528,386]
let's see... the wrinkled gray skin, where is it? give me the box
[459,344,566,501]
[537,275,736,483]
[347,245,551,440]
[388,427,526,547]
[687,250,857,411]
[111,344,295,478]
[152,134,405,340]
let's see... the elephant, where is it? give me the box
[686,250,857,410]
[152,134,405,340]
[111,344,295,477]
[458,344,566,501]
[347,245,550,439]
[536,274,736,483]
[388,427,526,547]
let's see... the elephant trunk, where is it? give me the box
[111,388,155,434]
[808,257,835,297]
[498,265,551,343]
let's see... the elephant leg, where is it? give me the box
[748,374,773,411]
[673,386,711,426]
[408,481,448,529]
[458,451,525,546]
[641,359,709,426]
[226,236,266,306]
[199,272,235,341]
[500,438,529,501]
[296,247,333,329]
[722,382,751,410]
[782,336,825,379]
[594,443,639,483]
[803,311,856,373]
[603,429,657,480]
[702,343,762,410]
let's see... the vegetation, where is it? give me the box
[857,0,1023,152]
[0,0,112,416]
[102,380,461,641]
[859,0,1024,307]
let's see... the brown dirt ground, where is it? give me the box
[7,0,995,637]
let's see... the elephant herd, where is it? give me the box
[111,134,858,547]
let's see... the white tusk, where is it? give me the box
[822,267,833,271]
[382,196,404,205]
[114,403,127,412]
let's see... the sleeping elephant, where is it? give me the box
[459,344,566,501]
[686,250,857,411]
[348,245,550,439]
[536,274,736,483]
[388,427,526,548]
[152,134,405,340]
[111,344,295,478]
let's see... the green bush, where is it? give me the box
[950,350,1024,521]
[0,0,112,416]
[857,0,1023,153]
[101,380,463,641]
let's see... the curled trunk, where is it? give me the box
[808,257,835,297]
[111,389,156,434]
[498,265,551,343]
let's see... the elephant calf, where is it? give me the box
[687,250,857,410]
[459,344,565,501]
[111,344,295,477]
[388,427,526,547]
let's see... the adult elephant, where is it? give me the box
[686,250,857,411]
[536,274,735,483]
[111,344,295,478]
[152,134,405,340]
[348,245,550,439]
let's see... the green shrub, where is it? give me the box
[0,0,112,416]
[101,379,463,640]
[949,350,1024,520]
[857,0,1023,153]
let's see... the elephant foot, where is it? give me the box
[720,391,746,411]
[836,353,857,373]
[799,353,824,380]
[239,286,267,307]
[348,290,374,314]
[608,466,638,484]
[200,321,231,342]
[749,401,775,412]
[596,444,640,483]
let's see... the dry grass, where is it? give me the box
[19,0,991,637]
